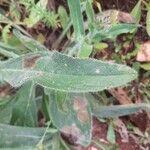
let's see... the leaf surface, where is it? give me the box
[0,123,57,149]
[131,0,142,23]
[67,0,84,37]
[0,51,137,92]
[92,104,150,118]
[13,30,48,52]
[92,23,138,41]
[48,92,92,146]
[10,82,37,127]
[146,10,150,36]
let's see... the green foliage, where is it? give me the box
[92,23,139,41]
[0,0,149,149]
[92,103,150,118]
[13,29,48,52]
[10,82,37,127]
[0,46,137,92]
[58,6,69,29]
[24,0,48,27]
[67,0,84,38]
[78,40,93,58]
[48,91,92,146]
[146,9,150,36]
[131,0,142,23]
[9,1,21,22]
[0,96,15,124]
[20,0,58,28]
[85,0,95,31]
[107,122,116,144]
[140,63,150,70]
[2,24,11,43]
[143,1,150,36]
[0,123,58,149]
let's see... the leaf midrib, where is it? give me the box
[1,68,136,77]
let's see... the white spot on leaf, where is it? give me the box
[95,69,100,74]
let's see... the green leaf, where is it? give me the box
[0,9,31,37]
[93,103,150,118]
[0,123,57,149]
[10,82,37,127]
[25,0,48,27]
[2,24,11,43]
[140,63,150,70]
[131,0,142,23]
[0,45,19,58]
[50,134,71,150]
[67,0,84,37]
[92,24,139,41]
[13,29,48,52]
[0,96,15,124]
[78,41,93,58]
[146,10,150,36]
[86,0,95,31]
[93,42,108,50]
[0,51,137,92]
[107,123,116,144]
[43,11,58,28]
[48,91,92,146]
[58,6,69,29]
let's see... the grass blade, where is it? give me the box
[93,103,150,118]
[67,0,84,37]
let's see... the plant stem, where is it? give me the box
[0,48,18,58]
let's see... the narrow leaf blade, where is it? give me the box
[93,104,150,118]
[0,123,57,149]
[93,24,139,41]
[146,10,150,36]
[10,82,37,127]
[13,30,48,52]
[67,0,84,37]
[131,0,142,23]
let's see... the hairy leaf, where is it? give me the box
[0,96,15,124]
[86,0,95,31]
[48,91,92,146]
[0,51,137,92]
[78,41,93,58]
[92,23,138,41]
[0,123,57,149]
[13,30,48,52]
[10,82,37,127]
[93,104,150,118]
[67,0,84,37]
[131,0,142,23]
